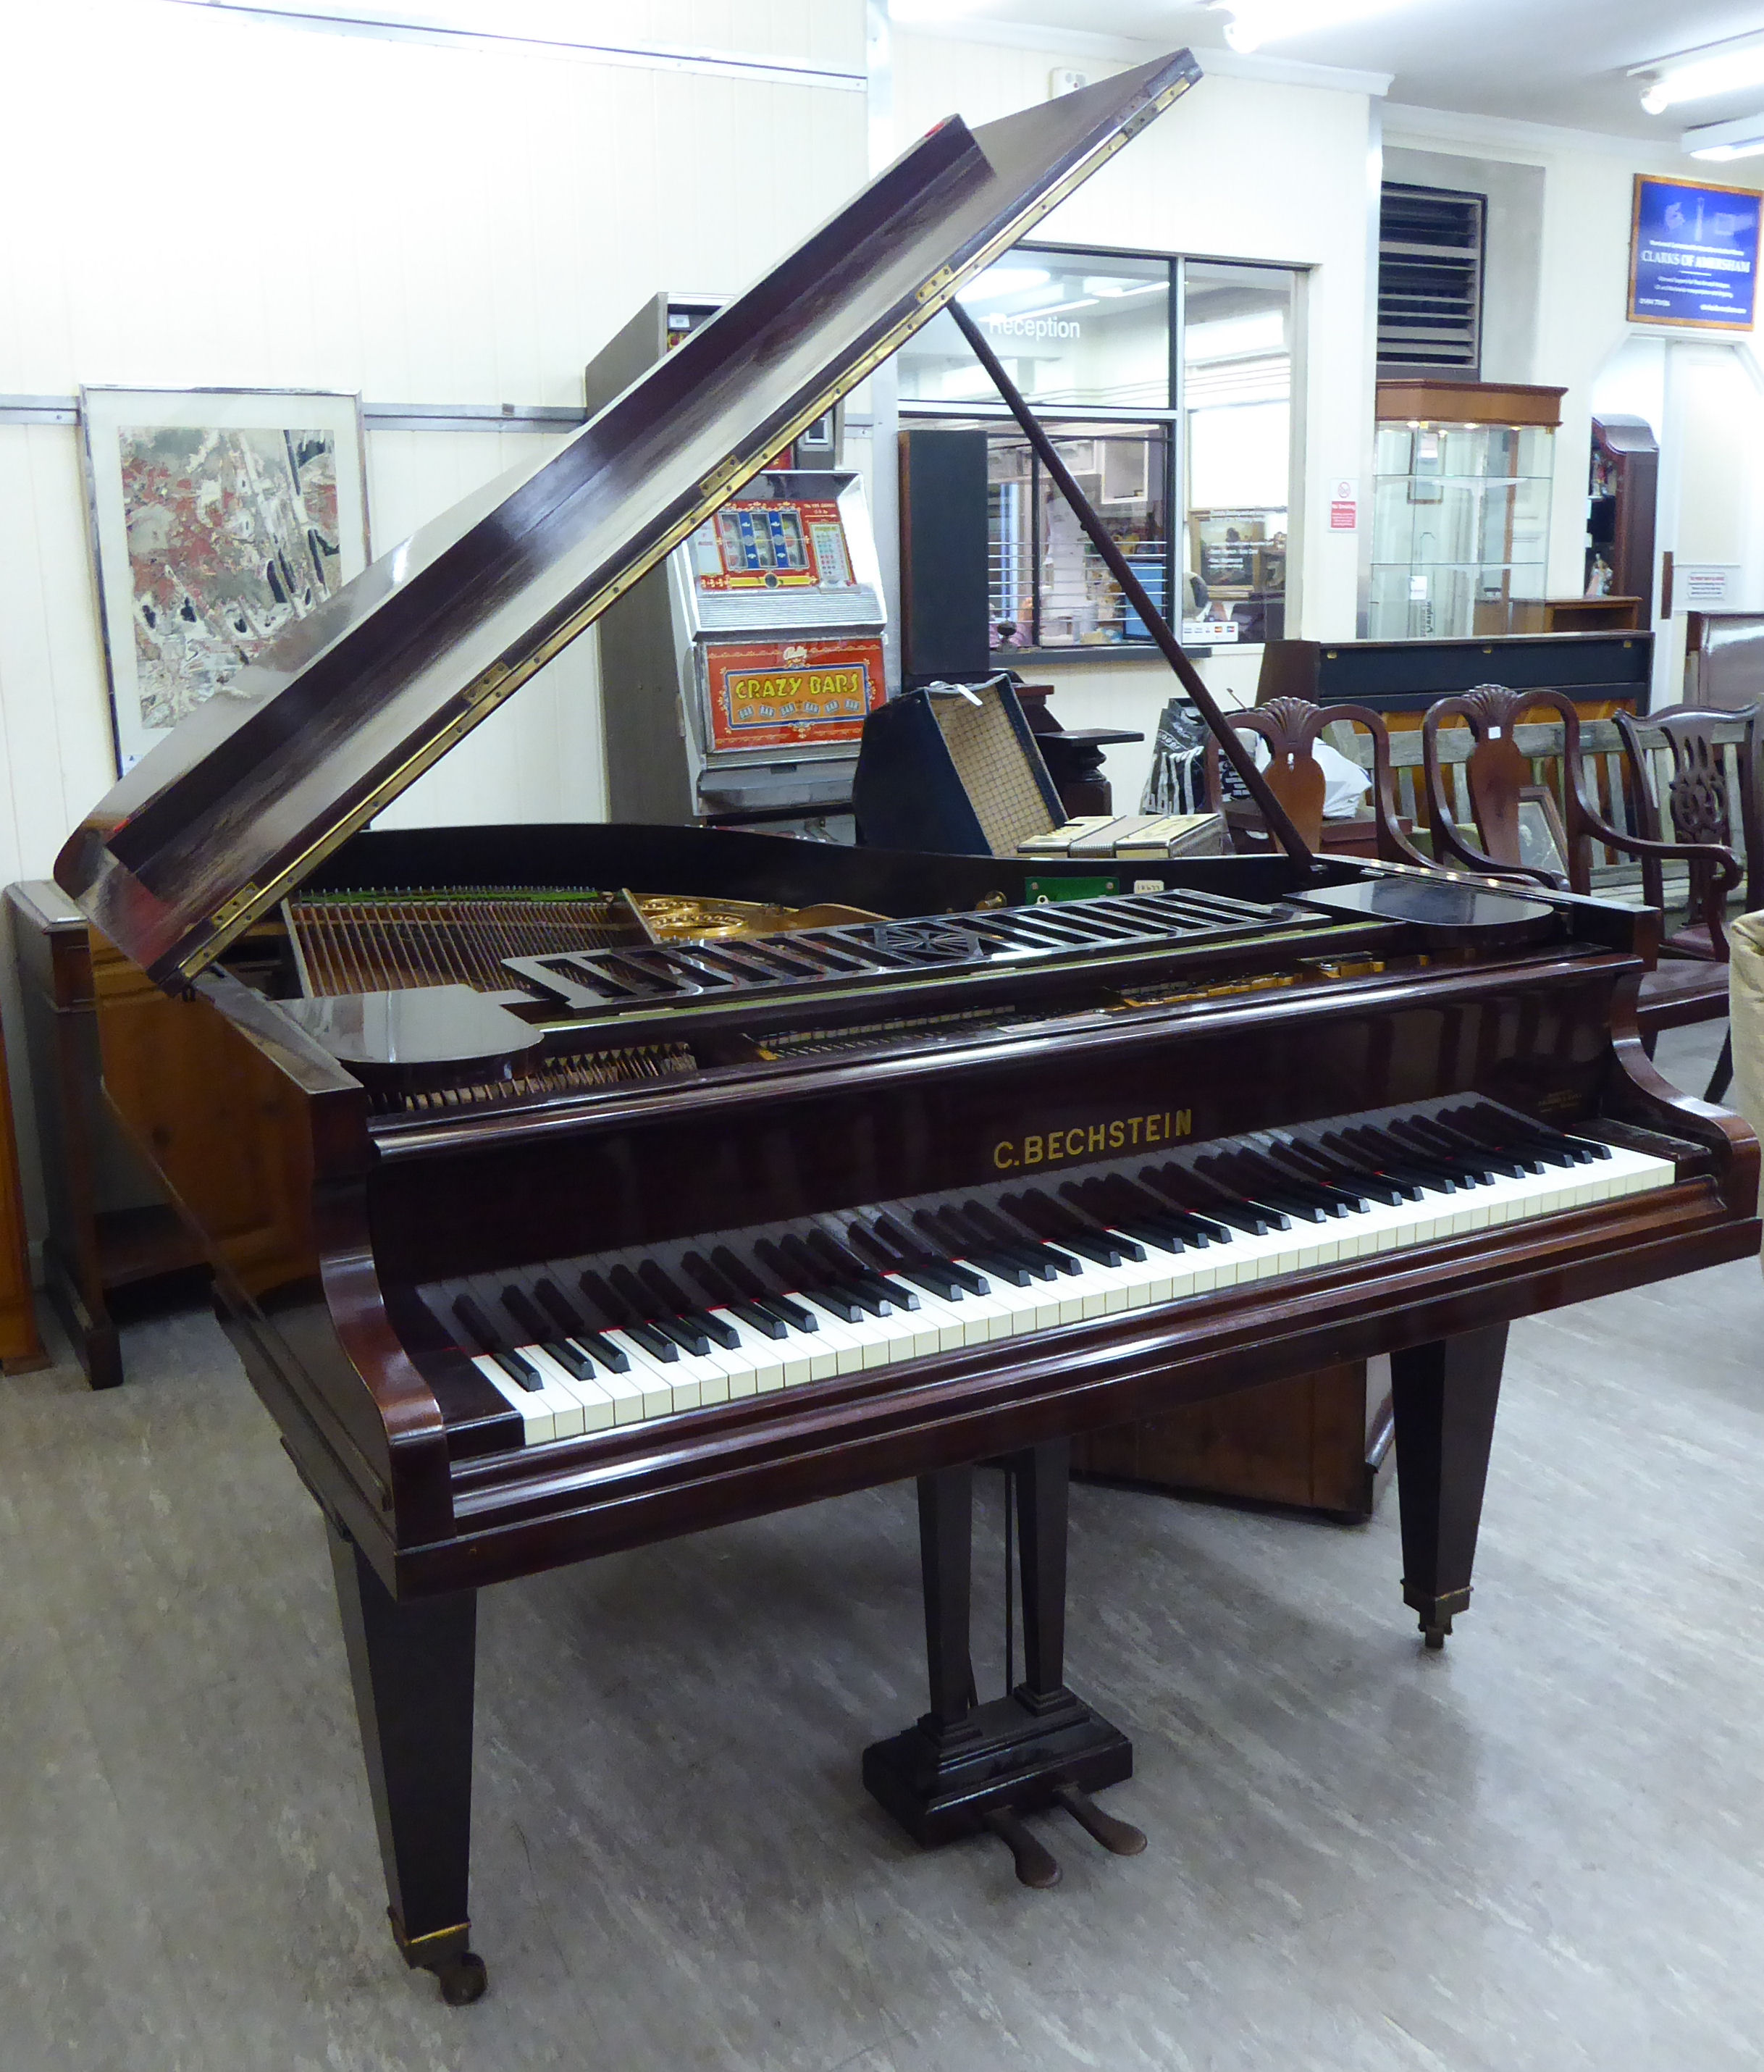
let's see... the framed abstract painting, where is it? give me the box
[80,386,371,771]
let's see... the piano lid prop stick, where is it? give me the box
[949,298,1317,876]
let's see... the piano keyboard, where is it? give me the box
[427,1099,1679,1448]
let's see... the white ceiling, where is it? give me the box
[907,1,1764,142]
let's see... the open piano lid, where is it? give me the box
[54,51,1202,991]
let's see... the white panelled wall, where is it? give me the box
[0,0,868,1237]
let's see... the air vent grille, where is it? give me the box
[1377,182,1484,375]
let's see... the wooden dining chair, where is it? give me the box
[1421,685,1744,1101]
[1204,697,1432,863]
[1614,701,1762,1101]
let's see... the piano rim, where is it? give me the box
[238,1170,1757,1597]
[363,941,1647,1156]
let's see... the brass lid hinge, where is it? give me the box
[209,884,261,934]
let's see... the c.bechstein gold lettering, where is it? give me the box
[990,1108,1192,1176]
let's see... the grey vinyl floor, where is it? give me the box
[4,1027,1762,2072]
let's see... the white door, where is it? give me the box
[1655,339,1764,705]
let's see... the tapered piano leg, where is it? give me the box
[327,1520,486,2005]
[863,1448,1137,1876]
[1390,1323,1507,1650]
[920,1464,979,1728]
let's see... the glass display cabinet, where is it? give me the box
[1369,379,1566,640]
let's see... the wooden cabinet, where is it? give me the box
[0,986,45,1373]
[1072,1361,1393,1522]
[7,881,206,1388]
[1587,415,1658,627]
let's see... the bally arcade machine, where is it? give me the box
[586,293,889,836]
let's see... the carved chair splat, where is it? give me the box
[1205,697,1431,865]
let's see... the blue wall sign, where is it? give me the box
[1629,174,1760,331]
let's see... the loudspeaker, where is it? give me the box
[899,428,991,687]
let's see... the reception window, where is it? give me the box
[899,245,1299,655]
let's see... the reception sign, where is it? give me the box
[1629,174,1760,331]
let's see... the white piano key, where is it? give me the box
[518,1343,616,1433]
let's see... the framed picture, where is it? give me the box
[80,386,370,772]
[1516,784,1570,883]
[1628,174,1760,332]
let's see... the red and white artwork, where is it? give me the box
[119,424,342,729]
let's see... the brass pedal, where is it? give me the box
[1054,1782,1147,1857]
[980,1807,1062,1888]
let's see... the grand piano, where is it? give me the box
[56,54,1760,2005]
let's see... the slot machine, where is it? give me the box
[587,295,888,836]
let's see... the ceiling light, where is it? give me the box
[887,0,996,22]
[956,267,1050,303]
[1633,34,1764,114]
[1207,0,1416,55]
[1684,112,1764,162]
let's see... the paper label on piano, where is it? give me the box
[705,636,886,752]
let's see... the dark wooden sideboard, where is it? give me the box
[1258,629,1652,721]
[7,881,207,1388]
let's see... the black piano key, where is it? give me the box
[770,1235,866,1317]
[1387,1116,1498,1183]
[1051,1185,1148,1259]
[757,1291,819,1332]
[579,1272,679,1360]
[531,1280,631,1372]
[1005,1190,1128,1267]
[728,1300,790,1341]
[1307,1127,1429,1199]
[1450,1103,1603,1166]
[1352,1123,1483,1192]
[1269,1134,1398,1207]
[805,1225,908,1308]
[683,1249,742,1304]
[638,1261,740,1349]
[920,1207,1037,1286]
[707,1243,769,1297]
[622,1320,683,1362]
[1197,1152,1330,1224]
[1284,1134,1412,1207]
[875,1212,988,1294]
[854,1218,967,1301]
[648,1314,715,1357]
[452,1295,543,1393]
[1327,1126,1459,1194]
[778,1233,889,1318]
[1234,1147,1356,1219]
[569,1330,634,1375]
[542,1338,600,1382]
[610,1263,668,1322]
[502,1284,560,1347]
[1075,1175,1199,1252]
[1109,1177,1225,1249]
[1427,1115,1544,1175]
[579,1267,636,1327]
[535,1276,588,1336]
[1252,1138,1375,1211]
[960,1199,1060,1265]
[1142,1161,1279,1238]
[1437,1101,1561,1162]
